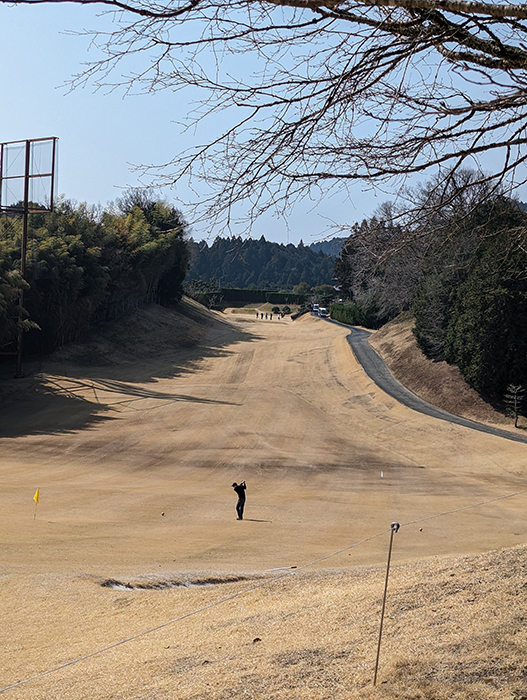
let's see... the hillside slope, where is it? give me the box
[49,296,218,367]
[2,545,526,699]
[368,314,513,427]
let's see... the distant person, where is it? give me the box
[255,310,259,319]
[270,313,273,320]
[265,312,268,319]
[260,312,263,319]
[232,480,247,520]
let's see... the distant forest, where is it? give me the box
[187,236,336,289]
[308,238,347,256]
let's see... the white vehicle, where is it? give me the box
[318,307,328,317]
[313,304,320,312]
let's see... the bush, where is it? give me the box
[271,306,280,314]
[291,306,309,320]
[282,305,291,314]
[329,302,379,328]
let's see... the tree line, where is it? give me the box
[333,171,527,402]
[187,236,335,290]
[0,191,189,356]
[6,169,524,409]
[1,195,339,360]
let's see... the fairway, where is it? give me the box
[1,305,526,697]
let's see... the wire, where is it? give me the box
[401,487,527,528]
[1,486,526,694]
[0,529,388,694]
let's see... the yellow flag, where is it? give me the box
[33,488,39,504]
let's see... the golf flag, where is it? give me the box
[33,488,39,504]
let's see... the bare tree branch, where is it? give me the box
[9,0,527,20]
[6,0,527,226]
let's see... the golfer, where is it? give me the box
[232,480,247,520]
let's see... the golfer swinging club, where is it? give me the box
[232,480,247,520]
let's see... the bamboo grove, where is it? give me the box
[0,193,190,356]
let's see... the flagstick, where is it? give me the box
[33,488,40,521]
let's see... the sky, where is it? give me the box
[0,2,396,245]
[2,3,523,245]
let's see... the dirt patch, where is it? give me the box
[368,314,512,427]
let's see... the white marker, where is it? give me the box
[381,471,384,478]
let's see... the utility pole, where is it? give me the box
[15,141,31,378]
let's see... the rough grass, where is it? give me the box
[6,546,526,699]
[143,545,527,700]
[49,297,214,367]
[369,313,515,428]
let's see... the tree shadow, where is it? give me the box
[0,375,114,438]
[0,303,262,438]
[47,302,264,384]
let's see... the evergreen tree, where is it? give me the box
[187,236,335,289]
[445,224,527,398]
[0,193,190,355]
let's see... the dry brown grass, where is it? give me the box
[2,306,526,699]
[368,314,516,428]
[50,297,214,367]
[3,546,526,699]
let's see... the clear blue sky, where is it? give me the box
[3,3,516,244]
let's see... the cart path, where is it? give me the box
[346,325,527,445]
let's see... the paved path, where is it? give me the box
[346,325,527,445]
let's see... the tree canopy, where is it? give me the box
[6,0,527,224]
[0,195,190,355]
[334,171,527,400]
[187,236,335,289]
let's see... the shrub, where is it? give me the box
[330,302,379,328]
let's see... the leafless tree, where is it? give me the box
[7,0,527,225]
[504,383,525,426]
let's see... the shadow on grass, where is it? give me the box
[243,518,273,523]
[49,301,264,384]
[0,375,114,438]
[0,302,261,438]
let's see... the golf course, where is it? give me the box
[1,300,525,699]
